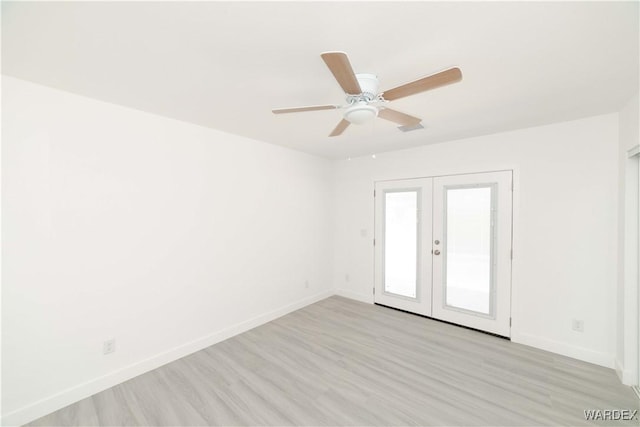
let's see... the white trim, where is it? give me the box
[335,288,374,304]
[615,359,637,385]
[0,290,333,427]
[628,144,640,158]
[511,331,614,368]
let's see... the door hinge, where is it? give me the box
[373,238,376,246]
[510,317,512,327]
[373,287,376,295]
[510,249,513,260]
[374,190,376,197]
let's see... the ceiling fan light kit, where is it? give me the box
[344,101,378,125]
[272,51,462,137]
[343,73,380,125]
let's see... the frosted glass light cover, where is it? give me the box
[344,102,377,124]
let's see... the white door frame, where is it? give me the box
[373,168,518,338]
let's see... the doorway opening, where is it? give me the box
[374,171,513,337]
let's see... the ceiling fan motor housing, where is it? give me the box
[343,74,380,125]
[354,73,379,101]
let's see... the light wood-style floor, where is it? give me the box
[29,296,639,426]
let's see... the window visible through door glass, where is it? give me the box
[444,186,493,314]
[384,191,418,298]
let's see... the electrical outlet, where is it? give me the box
[572,319,584,332]
[103,339,116,355]
[304,280,309,289]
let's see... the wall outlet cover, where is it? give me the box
[572,319,584,332]
[103,339,116,355]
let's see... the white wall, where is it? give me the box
[332,114,620,367]
[616,92,640,385]
[1,75,630,425]
[1,77,333,425]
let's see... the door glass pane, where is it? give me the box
[384,191,418,298]
[444,187,493,314]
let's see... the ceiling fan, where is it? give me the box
[272,52,462,137]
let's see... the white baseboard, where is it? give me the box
[1,290,333,427]
[335,288,374,304]
[511,331,614,369]
[615,358,639,386]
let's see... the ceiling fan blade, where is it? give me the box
[272,105,338,114]
[329,119,350,137]
[382,67,462,101]
[378,108,422,126]
[321,52,362,95]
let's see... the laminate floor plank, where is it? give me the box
[27,296,639,426]
[91,385,144,426]
[28,394,100,427]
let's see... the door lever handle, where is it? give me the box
[433,250,441,255]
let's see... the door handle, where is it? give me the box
[433,250,441,255]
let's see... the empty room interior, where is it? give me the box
[2,1,640,426]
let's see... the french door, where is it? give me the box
[373,178,433,316]
[374,171,513,337]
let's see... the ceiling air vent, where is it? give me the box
[397,123,425,132]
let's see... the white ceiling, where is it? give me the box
[2,1,638,159]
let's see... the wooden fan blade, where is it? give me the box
[382,67,462,101]
[378,108,421,126]
[329,119,350,137]
[321,52,362,95]
[272,105,338,114]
